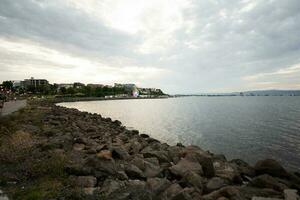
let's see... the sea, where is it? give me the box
[58,96,300,170]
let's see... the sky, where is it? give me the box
[0,0,300,94]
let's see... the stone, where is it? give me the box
[183,146,215,178]
[65,164,92,176]
[206,177,228,193]
[169,158,203,178]
[217,197,229,200]
[125,164,145,179]
[100,179,126,196]
[284,189,299,200]
[239,186,282,199]
[144,159,162,178]
[96,150,112,160]
[171,189,193,200]
[202,186,243,200]
[168,146,184,164]
[86,158,117,178]
[251,197,282,200]
[161,183,183,199]
[111,146,130,160]
[140,133,149,138]
[250,174,288,192]
[83,187,97,195]
[213,160,242,183]
[183,171,204,193]
[116,171,129,180]
[142,149,171,163]
[74,176,97,187]
[230,159,256,178]
[73,143,85,151]
[146,178,171,196]
[254,159,288,178]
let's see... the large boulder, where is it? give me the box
[238,186,282,199]
[142,147,171,163]
[202,186,243,200]
[169,158,203,178]
[111,146,130,160]
[205,177,228,193]
[230,159,255,178]
[249,174,288,192]
[125,164,145,179]
[183,171,204,193]
[161,183,183,200]
[213,160,242,184]
[254,159,288,178]
[146,177,171,196]
[183,146,215,178]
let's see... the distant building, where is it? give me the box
[73,82,85,89]
[87,84,104,88]
[11,80,22,88]
[114,83,139,97]
[21,77,48,89]
[56,83,73,91]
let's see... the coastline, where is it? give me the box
[0,99,299,199]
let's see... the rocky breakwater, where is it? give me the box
[0,101,299,200]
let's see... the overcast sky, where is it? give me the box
[1,0,300,94]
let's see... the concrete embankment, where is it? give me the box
[0,100,299,200]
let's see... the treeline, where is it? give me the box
[1,81,165,97]
[57,86,128,97]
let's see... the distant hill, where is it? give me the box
[232,90,300,96]
[177,90,300,97]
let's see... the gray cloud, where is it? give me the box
[0,0,300,93]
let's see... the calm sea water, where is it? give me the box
[58,97,300,170]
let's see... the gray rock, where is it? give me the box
[146,177,171,196]
[111,146,130,160]
[239,186,283,199]
[206,177,228,193]
[183,146,215,178]
[183,171,204,193]
[230,159,256,178]
[171,189,193,200]
[169,158,203,178]
[202,186,243,200]
[250,174,288,192]
[100,179,126,196]
[74,176,97,187]
[125,164,145,179]
[254,159,288,178]
[161,183,183,200]
[213,160,242,183]
[284,189,299,200]
[73,143,85,151]
[144,159,162,178]
[142,148,171,163]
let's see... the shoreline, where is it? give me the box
[0,99,299,199]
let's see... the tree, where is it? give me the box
[2,81,13,90]
[59,87,67,95]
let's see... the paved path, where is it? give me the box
[0,100,27,117]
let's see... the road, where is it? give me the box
[0,100,27,117]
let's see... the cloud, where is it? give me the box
[243,63,300,81]
[0,0,300,93]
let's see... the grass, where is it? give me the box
[0,103,75,199]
